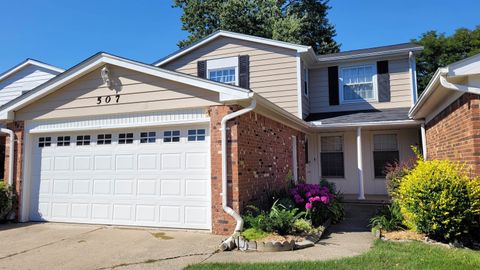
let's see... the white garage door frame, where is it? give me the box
[20,108,213,231]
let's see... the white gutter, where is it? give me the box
[0,128,14,186]
[310,119,423,129]
[439,74,480,94]
[219,95,256,251]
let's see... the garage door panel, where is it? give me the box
[30,126,211,230]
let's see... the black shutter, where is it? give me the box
[328,66,339,106]
[238,55,250,89]
[377,61,391,102]
[197,60,206,78]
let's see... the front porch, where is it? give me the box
[305,120,422,200]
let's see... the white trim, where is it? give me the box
[0,59,64,83]
[0,53,251,120]
[292,135,298,182]
[206,56,239,86]
[338,63,378,104]
[311,119,423,128]
[26,108,209,134]
[409,52,418,106]
[296,54,303,118]
[420,123,427,160]
[356,127,365,200]
[154,30,310,66]
[20,128,32,222]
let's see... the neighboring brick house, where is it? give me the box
[0,31,422,236]
[409,53,480,176]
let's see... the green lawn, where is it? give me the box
[185,240,480,270]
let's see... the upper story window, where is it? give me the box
[339,64,377,103]
[206,56,238,86]
[303,66,309,97]
[209,68,236,85]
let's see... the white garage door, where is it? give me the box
[29,125,211,229]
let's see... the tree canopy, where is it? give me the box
[413,26,480,93]
[172,0,340,54]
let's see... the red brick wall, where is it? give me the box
[3,121,25,217]
[425,93,480,176]
[209,105,306,235]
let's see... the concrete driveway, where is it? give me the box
[0,204,375,270]
[0,223,224,270]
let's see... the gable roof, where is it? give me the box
[316,43,423,63]
[409,53,480,120]
[0,52,251,120]
[153,30,312,66]
[0,59,64,83]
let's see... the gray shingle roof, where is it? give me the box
[317,43,423,61]
[306,107,411,124]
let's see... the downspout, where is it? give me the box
[409,51,419,106]
[219,96,256,251]
[0,127,14,186]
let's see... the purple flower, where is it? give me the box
[305,203,312,209]
[320,196,330,204]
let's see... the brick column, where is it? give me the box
[4,121,25,218]
[209,105,241,235]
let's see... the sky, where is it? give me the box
[0,0,479,72]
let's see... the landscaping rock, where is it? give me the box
[294,240,315,250]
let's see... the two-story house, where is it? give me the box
[0,31,422,235]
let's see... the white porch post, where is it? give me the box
[356,127,365,200]
[420,123,427,160]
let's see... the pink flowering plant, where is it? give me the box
[289,180,344,226]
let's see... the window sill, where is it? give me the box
[340,99,378,105]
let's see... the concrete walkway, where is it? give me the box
[0,204,377,270]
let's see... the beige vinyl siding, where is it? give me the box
[161,37,299,116]
[309,58,413,113]
[16,66,221,120]
[309,127,418,195]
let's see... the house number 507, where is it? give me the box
[97,95,120,105]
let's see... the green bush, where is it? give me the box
[0,181,17,221]
[385,160,415,199]
[369,201,405,231]
[292,218,314,234]
[398,159,480,242]
[243,200,305,235]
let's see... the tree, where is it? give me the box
[172,0,340,54]
[413,26,480,93]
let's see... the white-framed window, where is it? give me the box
[163,130,180,143]
[320,135,344,178]
[118,133,133,144]
[140,132,156,143]
[57,136,70,146]
[97,134,112,145]
[38,137,52,148]
[188,129,206,141]
[207,56,238,85]
[373,134,399,178]
[339,64,377,103]
[76,135,90,146]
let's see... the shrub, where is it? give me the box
[292,218,314,234]
[369,201,405,231]
[0,181,17,221]
[242,200,305,235]
[385,159,416,199]
[398,159,480,242]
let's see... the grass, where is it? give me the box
[185,240,480,270]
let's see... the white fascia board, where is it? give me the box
[0,59,64,82]
[296,54,303,119]
[447,53,480,76]
[310,119,423,129]
[0,53,251,120]
[154,30,310,66]
[408,68,445,119]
